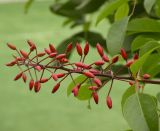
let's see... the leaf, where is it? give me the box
[24,0,34,14]
[130,45,160,77]
[96,0,127,25]
[76,84,92,100]
[127,18,160,34]
[156,92,160,103]
[123,93,159,131]
[144,0,156,14]
[67,75,87,96]
[142,53,160,77]
[121,86,135,111]
[107,16,130,55]
[139,41,160,56]
[131,35,155,52]
[115,2,129,21]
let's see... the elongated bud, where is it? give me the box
[6,60,17,67]
[120,48,127,60]
[30,45,36,51]
[27,40,36,48]
[49,44,56,53]
[14,72,23,81]
[112,56,119,63]
[143,74,150,79]
[29,79,34,90]
[84,42,89,56]
[106,96,112,109]
[40,78,48,83]
[125,60,134,67]
[34,81,41,93]
[94,60,105,66]
[49,52,57,58]
[133,53,139,60]
[102,54,109,62]
[52,74,58,81]
[89,69,100,74]
[92,92,99,104]
[75,62,90,69]
[83,71,95,78]
[129,81,134,86]
[76,43,83,56]
[37,52,46,57]
[20,50,28,58]
[56,73,65,78]
[96,43,104,57]
[72,84,81,97]
[89,86,99,91]
[7,43,16,50]
[56,54,66,59]
[60,58,68,63]
[93,78,102,87]
[66,43,72,53]
[52,83,60,93]
[44,48,51,55]
[35,65,42,72]
[22,73,27,83]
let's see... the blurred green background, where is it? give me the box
[0,1,159,131]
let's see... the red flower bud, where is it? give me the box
[120,48,127,60]
[93,77,102,87]
[29,79,34,90]
[92,92,99,104]
[112,56,119,63]
[72,84,81,97]
[89,86,99,91]
[27,40,36,48]
[84,42,89,56]
[83,71,95,78]
[89,69,100,74]
[40,78,48,83]
[60,58,68,63]
[133,53,139,60]
[143,74,150,79]
[75,62,90,69]
[22,73,27,83]
[102,54,109,62]
[7,43,16,50]
[49,44,56,53]
[56,54,66,59]
[96,43,104,57]
[125,60,134,67]
[106,96,112,109]
[37,52,46,57]
[6,60,17,66]
[49,53,57,58]
[44,48,51,55]
[76,43,83,56]
[52,83,60,93]
[66,43,72,53]
[14,72,23,81]
[34,81,41,93]
[20,50,28,58]
[56,73,65,78]
[52,74,58,81]
[129,81,134,86]
[30,45,36,51]
[35,66,42,72]
[94,60,105,66]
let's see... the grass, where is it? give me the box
[0,1,159,131]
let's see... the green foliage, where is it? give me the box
[122,93,159,131]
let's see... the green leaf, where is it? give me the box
[142,54,160,77]
[24,0,34,14]
[127,18,160,34]
[156,92,160,103]
[76,84,92,100]
[155,0,160,16]
[139,41,160,56]
[96,0,127,25]
[130,45,160,77]
[115,2,129,21]
[131,35,155,52]
[121,86,135,111]
[107,16,130,55]
[144,0,156,14]
[123,93,159,131]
